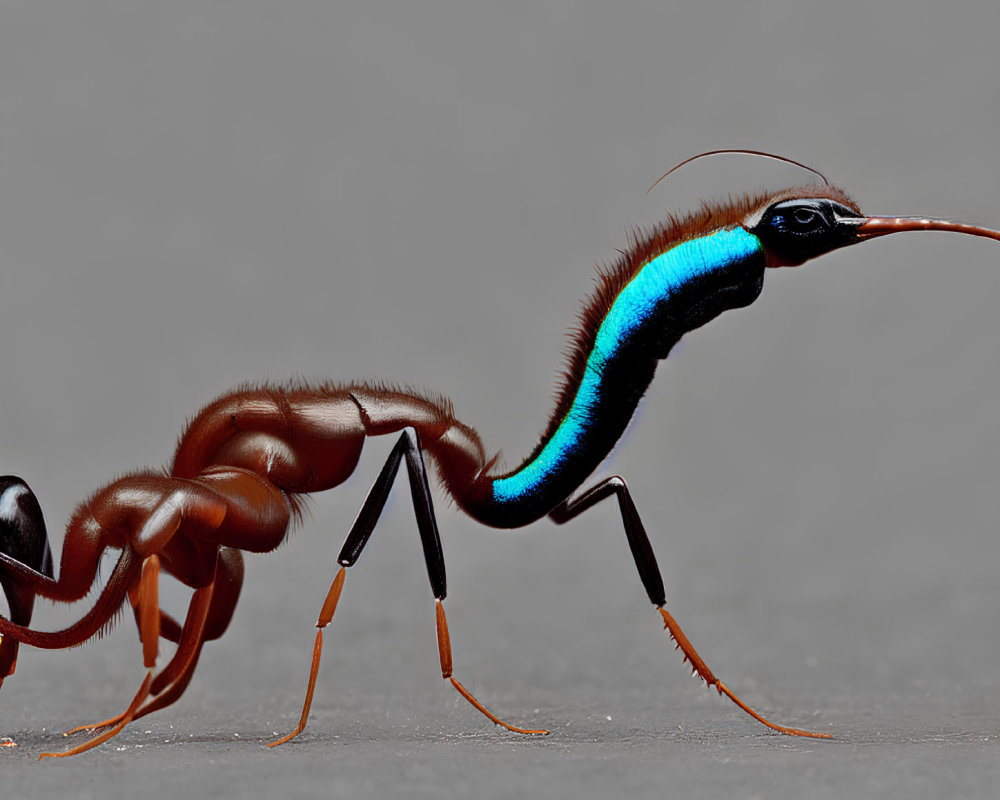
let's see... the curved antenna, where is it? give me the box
[647,149,831,195]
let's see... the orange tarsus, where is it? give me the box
[270,579,549,745]
[658,607,829,739]
[268,630,325,747]
[268,566,346,747]
[63,580,218,737]
[40,671,154,759]
[715,681,830,740]
[63,715,123,738]
[447,677,548,736]
[436,600,548,736]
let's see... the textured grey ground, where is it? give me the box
[2,2,1000,798]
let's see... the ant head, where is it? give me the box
[745,191,1000,268]
[746,195,867,267]
[650,150,1000,267]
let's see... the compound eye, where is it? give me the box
[790,206,826,231]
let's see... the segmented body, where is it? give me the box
[3,186,861,658]
[42,207,789,620]
[0,384,484,645]
[21,174,983,754]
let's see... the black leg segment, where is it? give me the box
[549,475,666,607]
[337,428,447,599]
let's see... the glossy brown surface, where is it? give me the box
[0,382,499,754]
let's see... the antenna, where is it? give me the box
[647,149,831,194]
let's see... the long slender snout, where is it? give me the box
[857,216,1000,243]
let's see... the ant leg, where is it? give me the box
[132,554,162,669]
[38,674,154,760]
[47,492,230,755]
[270,428,545,746]
[143,547,244,707]
[269,429,418,746]
[0,481,224,650]
[67,548,244,733]
[267,566,344,746]
[0,550,138,650]
[550,475,830,740]
[434,598,547,734]
[62,597,201,737]
[39,555,163,759]
[62,580,216,736]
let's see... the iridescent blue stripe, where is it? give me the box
[491,227,762,505]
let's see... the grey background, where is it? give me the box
[2,2,1000,797]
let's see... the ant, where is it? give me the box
[1,152,998,758]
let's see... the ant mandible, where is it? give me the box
[1,152,998,758]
